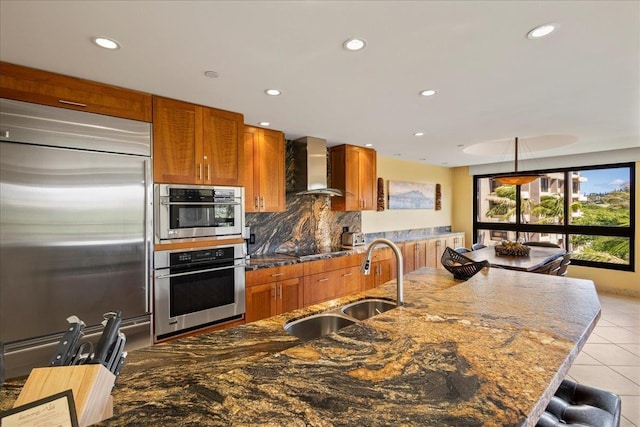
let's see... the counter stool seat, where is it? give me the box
[536,379,621,427]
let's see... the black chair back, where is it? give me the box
[523,241,561,248]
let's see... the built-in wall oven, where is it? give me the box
[155,184,244,243]
[154,243,245,340]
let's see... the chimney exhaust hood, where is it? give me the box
[292,136,343,197]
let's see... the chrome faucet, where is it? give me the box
[360,238,404,306]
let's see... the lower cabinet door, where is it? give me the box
[245,282,276,323]
[278,277,302,314]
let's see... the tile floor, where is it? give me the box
[566,293,640,426]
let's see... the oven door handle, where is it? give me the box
[160,201,242,206]
[156,263,246,279]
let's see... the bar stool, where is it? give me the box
[536,379,621,427]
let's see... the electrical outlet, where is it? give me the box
[249,233,256,244]
[342,226,349,233]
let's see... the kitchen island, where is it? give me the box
[1,267,600,426]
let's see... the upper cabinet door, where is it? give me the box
[244,126,285,212]
[358,146,377,210]
[201,107,243,186]
[153,96,200,184]
[0,62,152,122]
[243,128,259,212]
[153,96,244,186]
[258,129,285,212]
[330,144,377,211]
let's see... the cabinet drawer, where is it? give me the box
[334,266,362,298]
[303,270,340,306]
[303,253,362,276]
[0,62,152,122]
[246,264,303,286]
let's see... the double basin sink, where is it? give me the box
[284,298,396,341]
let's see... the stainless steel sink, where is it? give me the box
[284,313,357,341]
[341,299,396,320]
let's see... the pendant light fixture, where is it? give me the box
[493,137,541,185]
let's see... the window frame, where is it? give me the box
[473,162,635,272]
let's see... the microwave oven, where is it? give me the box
[154,184,244,243]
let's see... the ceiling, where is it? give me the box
[1,1,638,168]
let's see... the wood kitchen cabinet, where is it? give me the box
[426,234,465,269]
[0,62,152,122]
[244,126,285,212]
[303,254,362,306]
[330,144,377,211]
[401,240,427,274]
[362,247,396,290]
[153,96,244,185]
[245,264,303,323]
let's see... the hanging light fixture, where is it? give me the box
[493,137,541,185]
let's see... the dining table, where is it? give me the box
[465,245,566,272]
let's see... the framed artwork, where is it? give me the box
[1,390,79,427]
[388,180,435,209]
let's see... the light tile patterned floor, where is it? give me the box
[567,293,640,426]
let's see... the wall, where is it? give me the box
[451,163,640,297]
[362,157,454,234]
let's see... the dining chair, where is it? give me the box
[531,257,563,275]
[555,253,572,276]
[471,243,486,251]
[454,247,471,253]
[523,241,561,248]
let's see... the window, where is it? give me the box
[541,177,550,193]
[474,163,635,271]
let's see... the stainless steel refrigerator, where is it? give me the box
[0,98,152,379]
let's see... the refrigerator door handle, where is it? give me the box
[144,159,152,314]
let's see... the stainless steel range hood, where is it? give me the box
[292,136,343,197]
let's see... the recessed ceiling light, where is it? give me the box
[414,132,424,136]
[457,144,464,147]
[265,89,281,96]
[394,153,401,157]
[91,37,120,50]
[204,71,219,78]
[419,89,437,97]
[343,38,366,51]
[365,143,373,147]
[258,121,270,127]
[527,23,558,39]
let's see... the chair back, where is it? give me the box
[472,243,487,251]
[531,257,563,275]
[556,253,572,276]
[454,247,471,253]
[523,241,561,248]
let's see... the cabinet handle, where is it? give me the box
[270,273,285,277]
[197,163,202,180]
[271,286,276,299]
[205,164,210,180]
[342,272,353,277]
[436,240,441,247]
[254,197,259,209]
[260,196,265,209]
[58,100,87,107]
[279,285,283,299]
[318,278,329,282]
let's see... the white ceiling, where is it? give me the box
[1,1,638,168]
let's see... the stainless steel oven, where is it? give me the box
[154,184,244,243]
[153,243,245,340]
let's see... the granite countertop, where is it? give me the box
[246,231,466,270]
[1,267,599,426]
